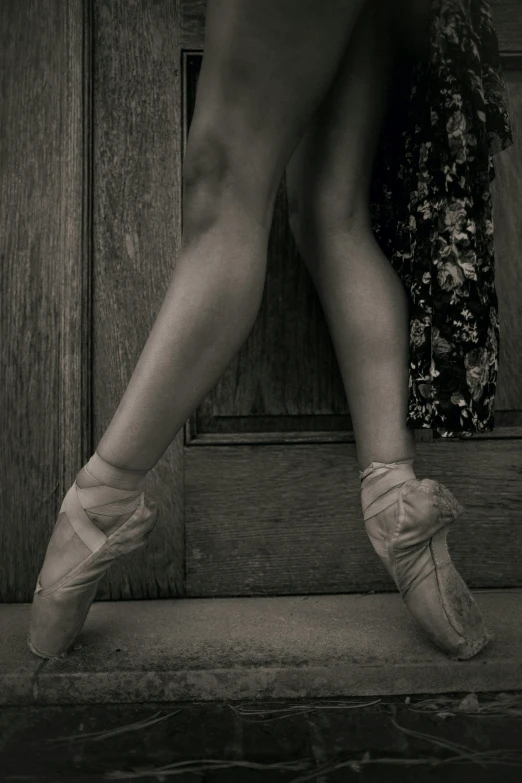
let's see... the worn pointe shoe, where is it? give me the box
[28,481,158,660]
[363,475,493,660]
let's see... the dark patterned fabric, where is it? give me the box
[370,0,513,438]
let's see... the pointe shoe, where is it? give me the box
[363,477,493,660]
[28,481,158,659]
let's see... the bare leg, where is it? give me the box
[96,211,269,471]
[30,0,373,654]
[95,0,369,472]
[298,229,416,472]
[286,0,428,471]
[285,2,492,664]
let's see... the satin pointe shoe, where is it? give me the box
[28,481,158,659]
[362,473,493,660]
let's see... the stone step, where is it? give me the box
[1,589,521,705]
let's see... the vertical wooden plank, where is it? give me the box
[0,0,91,602]
[492,75,522,412]
[93,0,184,598]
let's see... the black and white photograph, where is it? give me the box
[1,0,521,779]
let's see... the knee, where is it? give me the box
[182,127,233,195]
[182,128,274,237]
[181,132,232,232]
[286,184,372,258]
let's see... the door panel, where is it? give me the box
[185,441,522,596]
[184,51,522,445]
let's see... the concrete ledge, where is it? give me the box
[1,590,521,704]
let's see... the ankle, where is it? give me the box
[77,451,149,491]
[359,458,417,522]
[73,452,149,536]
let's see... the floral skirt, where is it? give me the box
[369,0,513,438]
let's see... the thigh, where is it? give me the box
[285,0,402,242]
[183,0,369,211]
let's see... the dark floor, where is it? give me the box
[1,691,522,782]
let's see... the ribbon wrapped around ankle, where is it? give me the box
[359,459,416,522]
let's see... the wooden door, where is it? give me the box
[2,0,521,603]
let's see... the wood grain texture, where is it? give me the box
[185,441,522,596]
[0,0,90,602]
[93,0,185,598]
[492,78,522,411]
[179,0,522,50]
